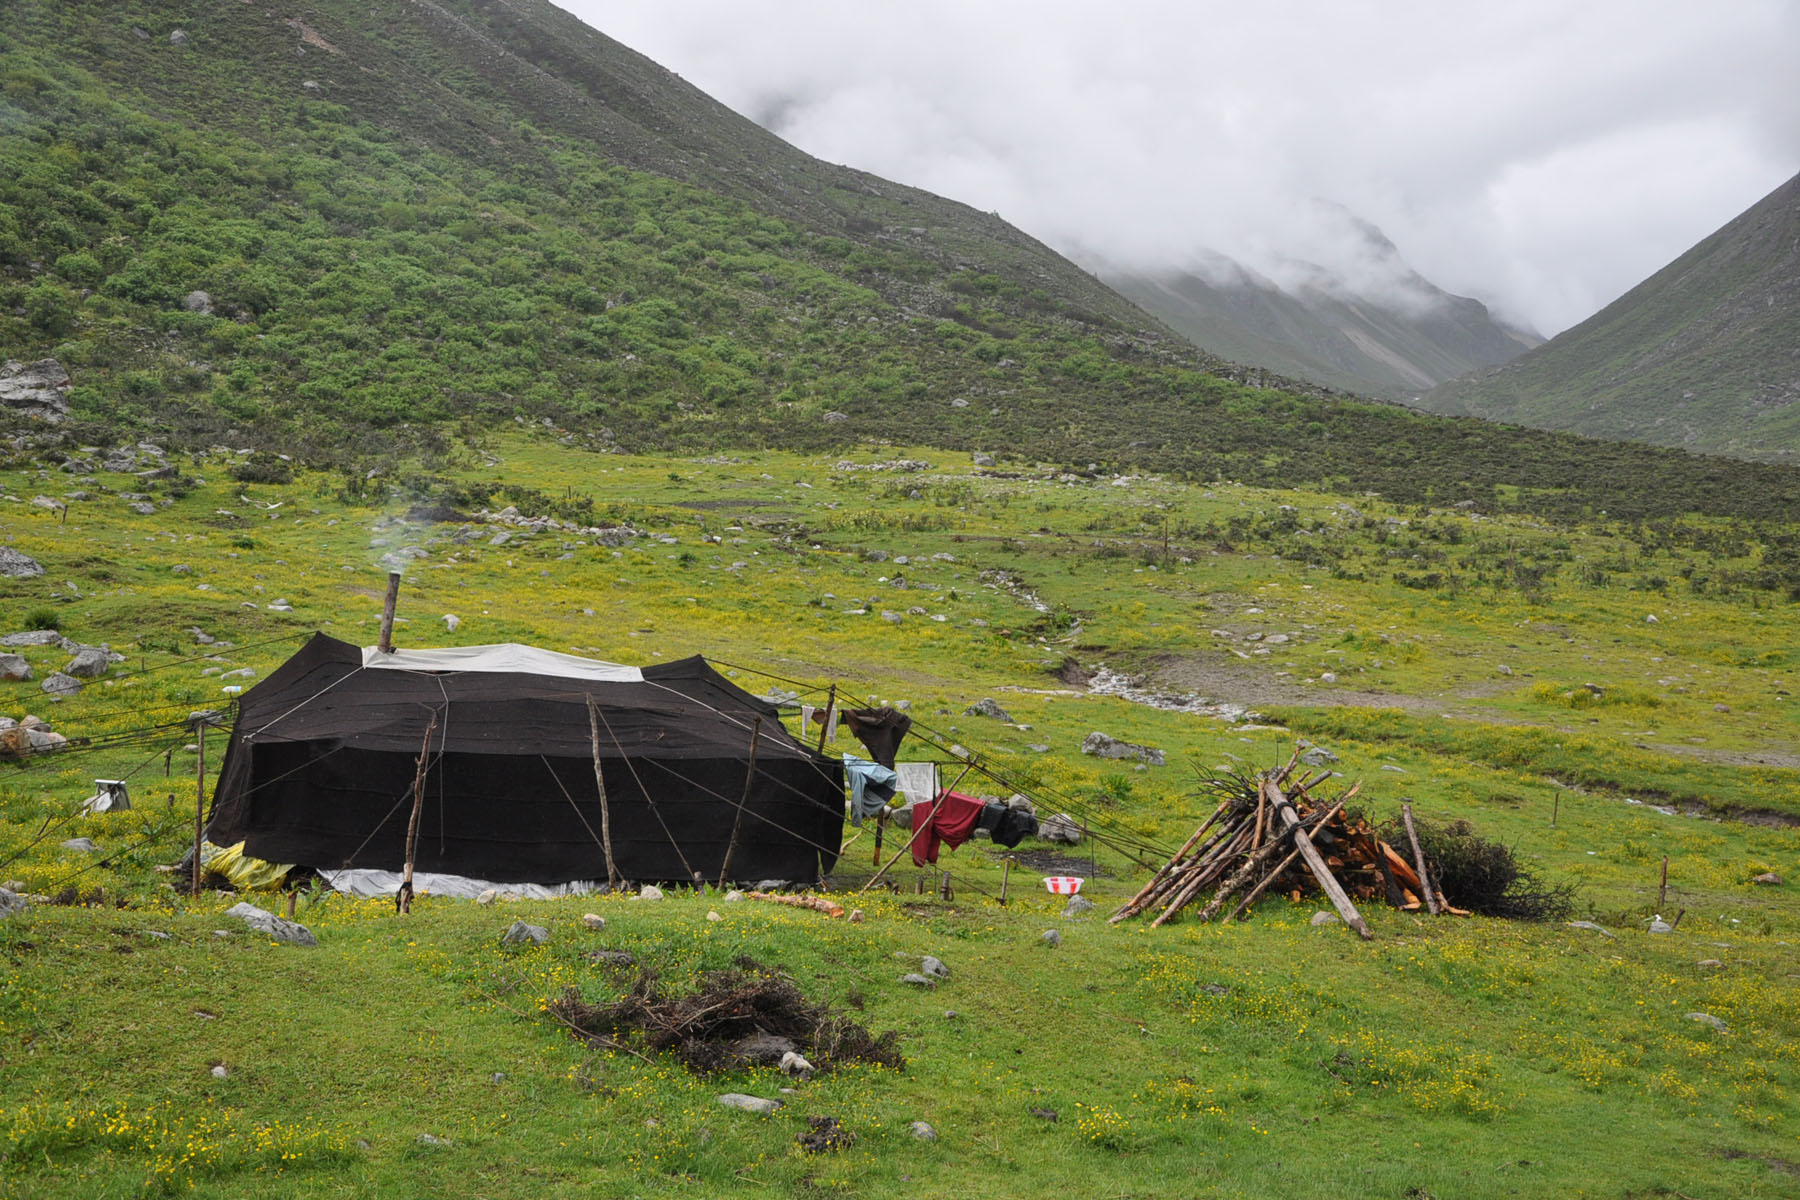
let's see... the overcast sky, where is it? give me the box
[570,1,1800,336]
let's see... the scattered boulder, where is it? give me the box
[972,452,995,467]
[583,949,636,967]
[582,913,606,930]
[637,885,665,901]
[900,973,936,987]
[1038,813,1081,845]
[223,901,317,946]
[476,889,497,906]
[416,1132,450,1147]
[182,290,214,315]
[1648,917,1674,934]
[1040,929,1061,947]
[1062,895,1096,918]
[1310,911,1339,927]
[1696,959,1724,970]
[60,837,99,853]
[211,1064,228,1079]
[778,1050,815,1077]
[909,1121,937,1141]
[1566,920,1614,938]
[40,672,81,696]
[718,1093,782,1116]
[822,411,848,424]
[63,648,112,678]
[0,887,27,918]
[1,631,62,647]
[0,653,30,681]
[963,698,1013,721]
[919,955,949,979]
[0,359,72,422]
[501,920,550,946]
[169,29,190,45]
[1080,731,1164,766]
[0,548,45,579]
[1298,743,1339,767]
[1686,1012,1728,1032]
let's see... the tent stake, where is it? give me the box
[378,570,401,653]
[1000,855,1012,904]
[398,714,438,914]
[718,717,763,888]
[585,696,620,890]
[859,760,975,894]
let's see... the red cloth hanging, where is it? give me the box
[911,790,985,866]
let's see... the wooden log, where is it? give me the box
[1151,824,1257,925]
[1380,841,1423,891]
[1401,802,1440,916]
[1265,779,1372,939]
[1223,798,1347,922]
[378,570,401,653]
[1109,808,1240,923]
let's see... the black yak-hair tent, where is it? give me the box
[205,633,844,886]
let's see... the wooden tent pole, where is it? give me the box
[397,713,438,914]
[859,760,974,894]
[718,717,763,888]
[191,721,205,897]
[815,685,836,753]
[378,571,401,653]
[585,696,619,890]
[1401,802,1440,916]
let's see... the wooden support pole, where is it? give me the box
[1000,856,1012,904]
[1659,855,1669,909]
[718,717,763,888]
[191,721,206,897]
[378,570,401,654]
[815,685,836,753]
[859,760,974,894]
[397,714,438,914]
[1109,799,1229,924]
[585,696,619,890]
[1551,792,1559,828]
[1401,802,1440,916]
[1228,799,1348,922]
[939,870,952,901]
[1268,779,1373,939]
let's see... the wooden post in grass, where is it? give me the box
[718,717,763,888]
[1659,855,1669,909]
[191,720,206,897]
[378,570,401,653]
[1551,793,1560,828]
[1401,802,1440,916]
[999,856,1013,904]
[939,870,952,901]
[585,696,620,889]
[398,713,438,915]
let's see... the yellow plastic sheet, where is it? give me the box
[200,840,293,890]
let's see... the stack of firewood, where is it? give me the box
[1109,759,1464,938]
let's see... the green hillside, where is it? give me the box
[1422,171,1800,459]
[3,1,1800,524]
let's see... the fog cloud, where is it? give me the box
[571,0,1800,336]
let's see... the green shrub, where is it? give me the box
[22,606,59,632]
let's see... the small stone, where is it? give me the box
[1062,895,1096,918]
[581,913,605,930]
[944,1010,959,1020]
[1038,813,1082,845]
[490,1072,506,1084]
[224,901,316,946]
[1080,731,1164,766]
[501,920,549,945]
[416,1132,450,1147]
[60,837,100,853]
[909,1121,937,1141]
[1686,1012,1728,1032]
[718,1093,782,1116]
[143,930,170,940]
[920,955,949,979]
[848,909,864,923]
[0,888,28,918]
[1566,920,1614,938]
[476,889,497,906]
[1696,959,1723,969]
[1041,929,1061,947]
[963,698,1014,722]
[1713,703,1730,713]
[637,885,665,901]
[1030,1107,1058,1122]
[1310,911,1339,926]
[706,910,722,922]
[584,949,635,967]
[210,1064,228,1078]
[900,973,935,987]
[169,29,190,45]
[1648,918,1673,934]
[40,672,82,696]
[723,890,745,902]
[779,1051,815,1076]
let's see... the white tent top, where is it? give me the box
[361,643,643,682]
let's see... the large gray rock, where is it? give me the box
[0,359,71,421]
[1062,895,1096,918]
[0,653,30,681]
[1566,920,1614,938]
[1686,1012,1728,1032]
[501,920,549,945]
[1,631,62,647]
[61,837,100,853]
[1298,744,1340,767]
[223,901,317,946]
[182,291,213,315]
[1038,813,1082,845]
[0,887,28,918]
[963,698,1014,721]
[0,548,45,579]
[718,1093,783,1116]
[40,672,81,696]
[920,955,950,979]
[1080,731,1165,766]
[63,648,112,678]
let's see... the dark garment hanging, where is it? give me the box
[844,707,912,769]
[991,805,1039,849]
[977,802,1006,834]
[911,790,985,866]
